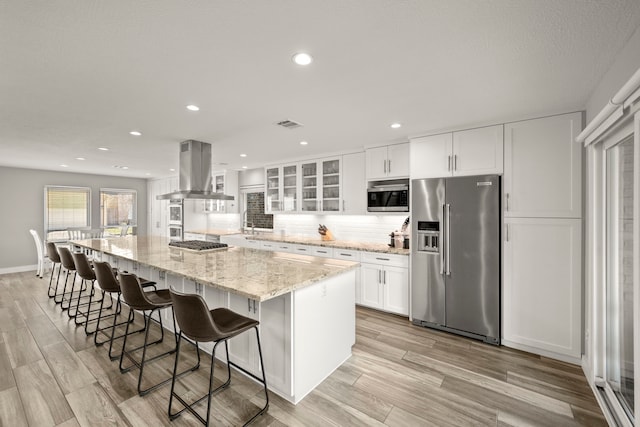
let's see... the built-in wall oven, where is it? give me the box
[168,200,183,241]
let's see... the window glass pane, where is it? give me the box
[45,186,90,240]
[606,136,634,417]
[100,189,136,234]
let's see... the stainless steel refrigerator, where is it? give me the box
[411,175,500,344]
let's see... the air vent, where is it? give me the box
[276,119,303,129]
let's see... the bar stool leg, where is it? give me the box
[47,263,61,298]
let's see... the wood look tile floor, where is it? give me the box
[0,271,606,426]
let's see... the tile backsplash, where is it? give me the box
[273,214,410,244]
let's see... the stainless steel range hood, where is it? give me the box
[157,140,235,201]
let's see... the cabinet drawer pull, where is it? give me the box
[448,155,451,171]
[297,248,307,251]
[340,253,352,257]
[376,257,390,261]
[317,250,327,253]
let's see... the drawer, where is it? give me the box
[361,252,408,268]
[333,249,361,262]
[310,246,333,258]
[275,243,294,253]
[291,244,313,255]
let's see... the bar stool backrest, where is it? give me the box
[46,242,61,263]
[119,272,155,311]
[58,247,76,271]
[72,252,95,281]
[93,260,120,293]
[170,289,222,342]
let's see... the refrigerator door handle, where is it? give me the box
[446,203,451,275]
[440,204,445,275]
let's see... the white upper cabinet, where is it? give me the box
[504,112,582,218]
[410,133,452,178]
[366,143,410,180]
[452,125,504,176]
[341,152,366,214]
[204,170,239,214]
[410,125,503,179]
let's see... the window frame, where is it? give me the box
[44,185,92,241]
[99,188,138,231]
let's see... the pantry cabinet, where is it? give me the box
[503,217,582,359]
[366,143,410,180]
[504,112,582,218]
[147,176,178,237]
[410,125,503,179]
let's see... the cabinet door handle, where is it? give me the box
[378,270,381,283]
[383,159,387,174]
[247,298,251,312]
[454,155,457,170]
[505,193,510,211]
[376,257,390,261]
[253,300,257,314]
[448,155,451,171]
[383,270,386,284]
[342,200,345,211]
[506,224,510,242]
[388,160,391,174]
[340,253,352,257]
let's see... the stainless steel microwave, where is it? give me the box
[367,183,409,212]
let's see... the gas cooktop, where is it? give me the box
[168,240,229,252]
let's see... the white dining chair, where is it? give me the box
[119,225,129,237]
[29,229,46,278]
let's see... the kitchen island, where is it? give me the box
[71,236,359,404]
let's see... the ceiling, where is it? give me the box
[2,1,640,179]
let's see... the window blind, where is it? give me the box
[45,186,91,239]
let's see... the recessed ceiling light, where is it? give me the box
[98,147,109,151]
[240,153,247,158]
[300,141,308,145]
[76,157,85,161]
[390,123,402,129]
[129,131,142,136]
[292,52,313,66]
[242,166,248,169]
[145,173,151,176]
[60,164,68,168]
[186,105,200,111]
[122,166,129,170]
[169,168,176,172]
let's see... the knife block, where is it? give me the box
[320,230,335,241]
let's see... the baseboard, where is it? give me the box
[502,339,582,365]
[0,264,39,275]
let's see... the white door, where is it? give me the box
[503,217,582,358]
[360,264,384,309]
[504,112,582,218]
[366,146,389,180]
[387,143,410,178]
[409,133,453,179]
[452,125,504,176]
[383,266,409,315]
[342,152,366,214]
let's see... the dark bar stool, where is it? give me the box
[45,242,62,299]
[56,247,82,309]
[118,272,199,396]
[71,252,112,332]
[168,288,269,427]
[92,261,155,360]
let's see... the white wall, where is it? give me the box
[586,24,640,121]
[0,166,147,270]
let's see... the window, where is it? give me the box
[100,188,136,236]
[243,190,273,230]
[45,186,91,240]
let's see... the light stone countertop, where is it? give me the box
[245,234,410,256]
[71,236,359,302]
[183,228,242,236]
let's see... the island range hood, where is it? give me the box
[157,140,235,201]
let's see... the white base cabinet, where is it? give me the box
[359,253,409,316]
[503,217,582,360]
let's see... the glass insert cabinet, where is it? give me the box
[265,157,342,214]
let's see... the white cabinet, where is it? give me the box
[228,293,261,377]
[503,218,582,359]
[410,125,503,179]
[504,112,582,218]
[147,176,178,237]
[203,170,239,214]
[341,152,366,214]
[268,157,342,214]
[366,143,410,180]
[359,253,409,316]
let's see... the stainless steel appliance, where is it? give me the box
[367,179,409,212]
[168,224,183,241]
[169,200,183,225]
[411,175,500,344]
